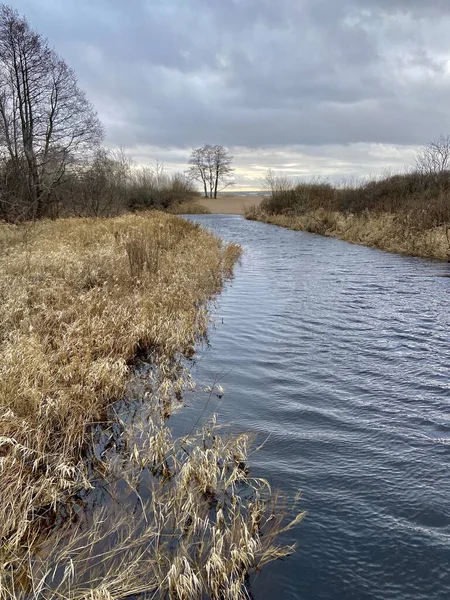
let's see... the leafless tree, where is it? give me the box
[187,144,234,198]
[415,134,450,176]
[187,147,209,198]
[0,4,103,220]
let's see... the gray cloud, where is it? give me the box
[8,0,450,186]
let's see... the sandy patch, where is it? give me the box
[196,195,264,214]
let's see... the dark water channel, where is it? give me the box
[176,214,450,600]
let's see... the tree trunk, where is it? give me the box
[214,166,219,198]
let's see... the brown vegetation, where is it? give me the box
[126,162,200,214]
[0,212,302,599]
[167,200,212,214]
[246,169,450,259]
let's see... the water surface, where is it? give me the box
[181,214,450,600]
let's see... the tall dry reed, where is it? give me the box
[0,212,301,599]
[247,174,450,259]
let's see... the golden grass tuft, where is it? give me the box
[1,414,304,600]
[0,211,301,599]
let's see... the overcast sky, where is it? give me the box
[9,0,450,189]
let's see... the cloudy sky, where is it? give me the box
[9,0,450,189]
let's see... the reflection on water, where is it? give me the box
[178,215,450,600]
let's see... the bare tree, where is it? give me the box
[415,134,450,176]
[187,144,234,198]
[0,5,103,219]
[187,147,209,198]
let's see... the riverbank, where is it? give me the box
[0,212,300,598]
[245,173,450,259]
[246,208,450,260]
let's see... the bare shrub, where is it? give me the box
[128,163,199,211]
[261,172,337,215]
[415,134,450,176]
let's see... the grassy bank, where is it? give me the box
[0,212,301,599]
[247,208,450,259]
[246,174,450,259]
[166,200,212,214]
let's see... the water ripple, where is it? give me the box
[184,215,450,600]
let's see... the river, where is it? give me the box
[177,214,450,600]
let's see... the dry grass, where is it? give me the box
[0,211,302,599]
[247,173,450,259]
[3,414,303,600]
[167,201,212,215]
[247,208,450,259]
